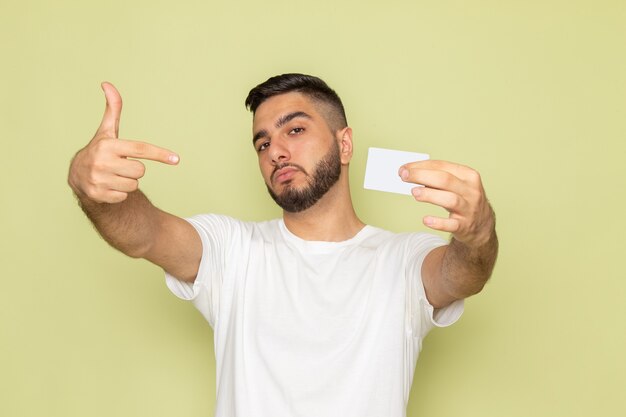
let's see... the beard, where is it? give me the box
[266,141,342,213]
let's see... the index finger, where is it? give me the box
[399,160,476,182]
[114,139,180,165]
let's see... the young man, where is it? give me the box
[68,74,497,417]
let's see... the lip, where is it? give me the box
[273,166,300,184]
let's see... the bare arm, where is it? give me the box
[399,160,498,308]
[68,83,201,282]
[422,227,498,308]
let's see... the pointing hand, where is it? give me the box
[68,82,179,203]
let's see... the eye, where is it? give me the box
[257,141,270,152]
[289,127,305,135]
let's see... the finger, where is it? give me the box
[113,139,180,165]
[109,176,139,193]
[400,160,478,183]
[112,159,146,179]
[100,190,130,204]
[411,186,467,212]
[96,82,123,138]
[423,216,460,233]
[400,168,465,195]
[86,188,129,204]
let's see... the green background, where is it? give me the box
[2,0,625,416]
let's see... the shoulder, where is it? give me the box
[186,213,245,232]
[186,214,281,239]
[364,226,446,251]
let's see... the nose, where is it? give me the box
[269,137,290,165]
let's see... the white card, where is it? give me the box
[363,147,430,195]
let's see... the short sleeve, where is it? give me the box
[405,233,464,343]
[165,214,237,328]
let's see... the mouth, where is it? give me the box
[273,166,301,185]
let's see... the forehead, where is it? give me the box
[252,92,319,130]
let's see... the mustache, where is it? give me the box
[272,163,308,181]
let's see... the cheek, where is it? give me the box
[258,158,272,183]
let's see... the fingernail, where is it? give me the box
[400,169,408,180]
[412,187,422,197]
[169,154,179,164]
[424,217,434,226]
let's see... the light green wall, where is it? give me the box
[2,1,625,416]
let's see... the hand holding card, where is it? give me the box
[398,159,495,247]
[365,149,495,247]
[363,147,429,195]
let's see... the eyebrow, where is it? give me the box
[252,111,312,145]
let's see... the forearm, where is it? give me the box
[440,228,499,299]
[76,189,162,258]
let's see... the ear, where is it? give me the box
[337,127,353,165]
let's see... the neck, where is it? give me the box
[282,173,364,242]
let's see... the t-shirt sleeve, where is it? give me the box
[405,233,464,342]
[165,214,238,328]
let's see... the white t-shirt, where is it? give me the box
[166,214,463,417]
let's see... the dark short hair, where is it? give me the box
[245,73,348,131]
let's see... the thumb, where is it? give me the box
[96,81,123,138]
